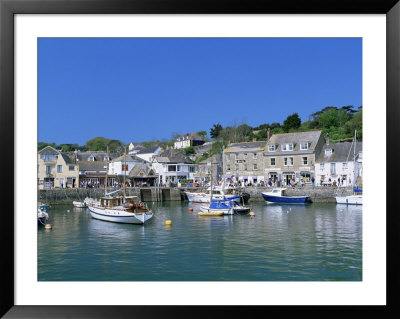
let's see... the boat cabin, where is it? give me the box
[270,188,287,196]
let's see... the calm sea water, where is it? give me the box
[38,201,362,281]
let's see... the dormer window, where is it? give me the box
[281,143,293,151]
[300,142,309,150]
[268,144,276,152]
[325,148,333,156]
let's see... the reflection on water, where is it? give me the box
[38,202,362,281]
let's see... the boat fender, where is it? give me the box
[140,203,144,208]
[165,220,172,226]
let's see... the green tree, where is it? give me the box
[210,123,223,139]
[184,146,195,155]
[38,142,57,150]
[283,113,301,132]
[196,131,208,140]
[85,137,110,151]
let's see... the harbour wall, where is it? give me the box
[39,185,353,205]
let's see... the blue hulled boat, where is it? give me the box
[261,188,310,204]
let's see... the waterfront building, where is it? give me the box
[174,132,205,149]
[128,163,158,186]
[151,155,198,186]
[135,146,162,162]
[38,146,79,189]
[223,140,268,185]
[315,140,363,187]
[195,153,223,184]
[263,130,325,185]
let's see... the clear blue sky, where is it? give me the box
[38,38,362,145]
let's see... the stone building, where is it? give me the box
[263,130,325,185]
[37,146,79,189]
[223,140,268,185]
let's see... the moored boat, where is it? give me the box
[261,188,310,204]
[87,194,153,224]
[199,201,232,216]
[73,201,87,208]
[85,147,153,225]
[38,208,49,225]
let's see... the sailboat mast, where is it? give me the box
[209,162,213,201]
[123,147,126,202]
[105,146,109,196]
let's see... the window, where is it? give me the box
[189,166,196,172]
[168,165,177,172]
[57,165,62,173]
[253,153,257,159]
[325,149,332,156]
[300,142,309,150]
[330,163,336,175]
[268,144,276,152]
[227,165,231,171]
[270,158,276,166]
[40,154,57,162]
[253,164,257,170]
[177,165,181,171]
[45,166,52,174]
[37,165,40,173]
[284,157,293,166]
[302,157,308,165]
[243,164,247,171]
[69,165,74,171]
[320,163,325,170]
[235,164,239,170]
[282,143,293,151]
[244,153,247,158]
[342,163,348,169]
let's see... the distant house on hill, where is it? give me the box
[135,146,162,162]
[128,142,144,154]
[174,132,205,149]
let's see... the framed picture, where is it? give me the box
[1,0,398,317]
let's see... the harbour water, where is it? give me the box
[38,201,362,281]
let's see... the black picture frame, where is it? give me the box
[1,0,398,318]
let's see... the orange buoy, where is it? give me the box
[189,208,193,212]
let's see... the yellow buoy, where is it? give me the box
[45,224,52,229]
[165,220,172,226]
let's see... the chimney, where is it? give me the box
[326,133,330,146]
[267,128,271,140]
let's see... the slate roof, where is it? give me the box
[264,130,323,155]
[136,146,160,155]
[128,164,156,178]
[175,132,204,142]
[153,156,193,164]
[111,154,145,163]
[224,141,267,153]
[78,161,107,171]
[60,153,75,164]
[38,146,59,155]
[316,141,363,163]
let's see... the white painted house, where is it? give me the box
[174,132,205,149]
[108,154,148,176]
[315,141,362,186]
[135,146,162,162]
[151,156,198,185]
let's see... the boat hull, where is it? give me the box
[88,206,153,224]
[261,193,310,204]
[185,192,240,203]
[199,206,233,215]
[335,195,362,205]
[73,201,87,208]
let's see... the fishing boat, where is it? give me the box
[335,130,363,206]
[261,188,310,204]
[86,147,153,224]
[73,201,87,208]
[37,207,49,225]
